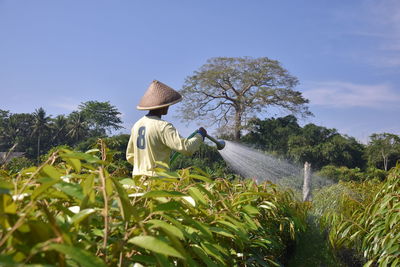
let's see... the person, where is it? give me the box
[126,80,207,176]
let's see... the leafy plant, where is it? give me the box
[0,140,308,266]
[315,165,400,266]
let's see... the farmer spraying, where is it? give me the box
[126,80,207,176]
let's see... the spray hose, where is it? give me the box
[170,130,225,164]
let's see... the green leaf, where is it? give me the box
[147,219,184,240]
[200,242,225,265]
[65,157,81,173]
[105,176,113,196]
[0,181,13,190]
[111,177,133,221]
[128,236,184,259]
[82,174,95,196]
[54,182,84,200]
[47,243,106,267]
[71,208,96,225]
[154,201,182,212]
[242,204,259,216]
[209,227,234,238]
[32,178,61,199]
[188,187,207,205]
[190,245,218,267]
[189,174,212,183]
[2,194,16,214]
[40,165,62,179]
[143,190,186,198]
[61,152,101,163]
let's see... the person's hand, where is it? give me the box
[197,127,207,139]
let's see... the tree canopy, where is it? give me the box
[178,57,312,140]
[0,101,123,160]
[366,133,400,171]
[78,101,123,135]
[242,115,366,170]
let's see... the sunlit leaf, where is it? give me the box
[143,190,186,198]
[71,208,96,225]
[128,236,184,259]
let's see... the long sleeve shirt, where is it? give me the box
[126,115,203,176]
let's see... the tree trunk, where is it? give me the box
[382,150,388,171]
[37,133,41,164]
[234,109,242,141]
[303,162,312,201]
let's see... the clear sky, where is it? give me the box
[1,0,399,143]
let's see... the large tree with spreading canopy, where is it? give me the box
[178,57,312,140]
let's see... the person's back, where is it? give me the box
[126,80,207,176]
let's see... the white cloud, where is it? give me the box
[303,81,400,108]
[50,97,79,112]
[361,0,400,66]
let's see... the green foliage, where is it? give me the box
[242,115,301,155]
[78,101,123,135]
[0,142,308,266]
[170,143,232,178]
[314,165,400,266]
[317,165,364,182]
[317,165,388,182]
[365,133,400,171]
[242,117,366,171]
[0,103,123,161]
[2,156,34,174]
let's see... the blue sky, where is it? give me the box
[1,0,399,143]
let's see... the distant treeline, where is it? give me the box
[0,101,123,162]
[1,105,399,176]
[240,115,400,172]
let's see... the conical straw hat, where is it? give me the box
[137,80,183,110]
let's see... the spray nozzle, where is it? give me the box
[205,134,225,150]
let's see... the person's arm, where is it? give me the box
[126,129,135,165]
[161,123,203,156]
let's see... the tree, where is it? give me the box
[78,101,123,135]
[32,108,51,162]
[366,133,400,171]
[51,115,68,146]
[3,113,36,158]
[178,57,312,140]
[242,115,301,154]
[67,111,89,143]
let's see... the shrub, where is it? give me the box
[317,165,364,182]
[0,142,308,266]
[3,156,34,174]
[315,165,400,266]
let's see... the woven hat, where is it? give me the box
[137,80,183,110]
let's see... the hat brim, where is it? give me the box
[136,96,182,110]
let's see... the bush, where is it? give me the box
[3,156,34,174]
[317,165,364,182]
[0,142,309,266]
[314,165,400,266]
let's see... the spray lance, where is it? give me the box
[170,130,226,164]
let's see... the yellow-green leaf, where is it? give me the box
[128,236,184,259]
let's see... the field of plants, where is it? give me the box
[0,142,310,266]
[313,166,400,266]
[1,137,399,266]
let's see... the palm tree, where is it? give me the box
[67,112,89,144]
[51,115,68,145]
[32,108,51,163]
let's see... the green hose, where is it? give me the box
[169,130,198,165]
